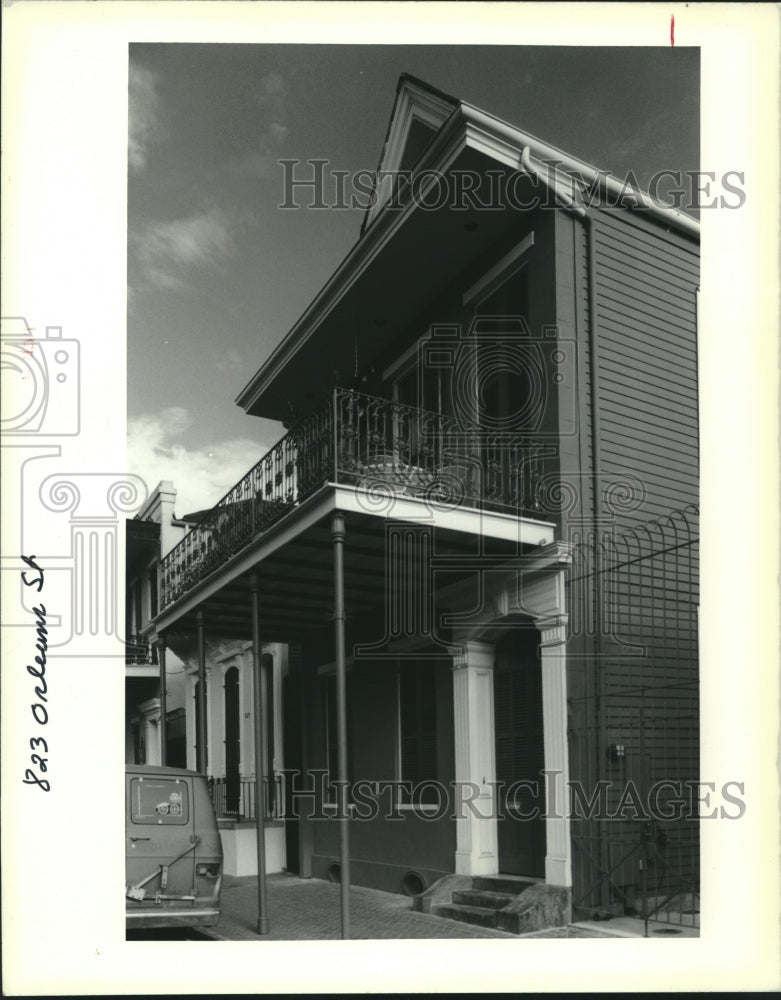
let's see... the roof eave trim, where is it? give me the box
[460,103,700,238]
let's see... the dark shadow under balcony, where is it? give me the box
[160,388,554,611]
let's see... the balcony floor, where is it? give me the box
[154,482,556,643]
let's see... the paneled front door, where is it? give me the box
[494,628,546,877]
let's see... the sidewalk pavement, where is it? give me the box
[205,873,626,941]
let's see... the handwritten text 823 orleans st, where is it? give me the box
[21,555,50,792]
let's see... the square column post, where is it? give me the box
[145,717,160,765]
[196,609,207,774]
[452,640,499,876]
[331,512,351,940]
[211,662,227,780]
[158,636,167,766]
[185,673,197,771]
[138,698,161,765]
[250,571,270,935]
[538,617,572,886]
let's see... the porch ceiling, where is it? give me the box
[238,146,538,424]
[154,492,552,646]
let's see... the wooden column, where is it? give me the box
[332,512,350,940]
[452,641,499,875]
[158,634,167,766]
[538,616,572,886]
[196,609,207,774]
[250,571,270,934]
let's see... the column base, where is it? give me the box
[545,854,572,887]
[454,851,499,877]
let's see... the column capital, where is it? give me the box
[138,697,161,725]
[449,641,495,671]
[538,615,568,648]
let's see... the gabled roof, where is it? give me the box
[236,74,699,421]
[360,74,458,233]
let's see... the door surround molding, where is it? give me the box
[448,546,572,887]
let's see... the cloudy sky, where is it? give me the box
[127,43,698,517]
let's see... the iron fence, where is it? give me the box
[567,505,699,934]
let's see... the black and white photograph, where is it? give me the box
[2,3,779,995]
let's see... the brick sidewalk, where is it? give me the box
[206,874,620,941]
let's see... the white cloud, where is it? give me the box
[231,72,290,179]
[132,207,235,289]
[129,64,165,172]
[215,348,244,373]
[268,122,289,143]
[128,406,268,516]
[233,121,290,181]
[258,70,285,102]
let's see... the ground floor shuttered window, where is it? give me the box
[324,673,353,803]
[399,662,438,805]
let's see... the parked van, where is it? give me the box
[126,764,223,930]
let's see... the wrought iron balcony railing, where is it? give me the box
[125,634,157,665]
[160,387,549,610]
[208,774,283,821]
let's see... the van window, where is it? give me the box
[130,777,189,826]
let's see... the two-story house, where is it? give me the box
[149,76,700,934]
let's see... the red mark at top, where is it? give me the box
[670,14,675,46]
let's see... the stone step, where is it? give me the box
[452,889,516,910]
[431,902,498,929]
[473,875,537,895]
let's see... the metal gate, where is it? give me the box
[566,506,699,935]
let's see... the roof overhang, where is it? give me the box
[236,96,699,424]
[236,118,541,422]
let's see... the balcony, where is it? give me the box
[208,774,283,822]
[125,634,157,665]
[160,387,550,611]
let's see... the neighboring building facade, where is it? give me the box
[126,481,288,876]
[146,77,700,927]
[126,481,189,768]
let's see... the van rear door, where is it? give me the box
[126,772,196,910]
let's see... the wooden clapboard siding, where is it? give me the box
[562,207,699,909]
[592,209,699,529]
